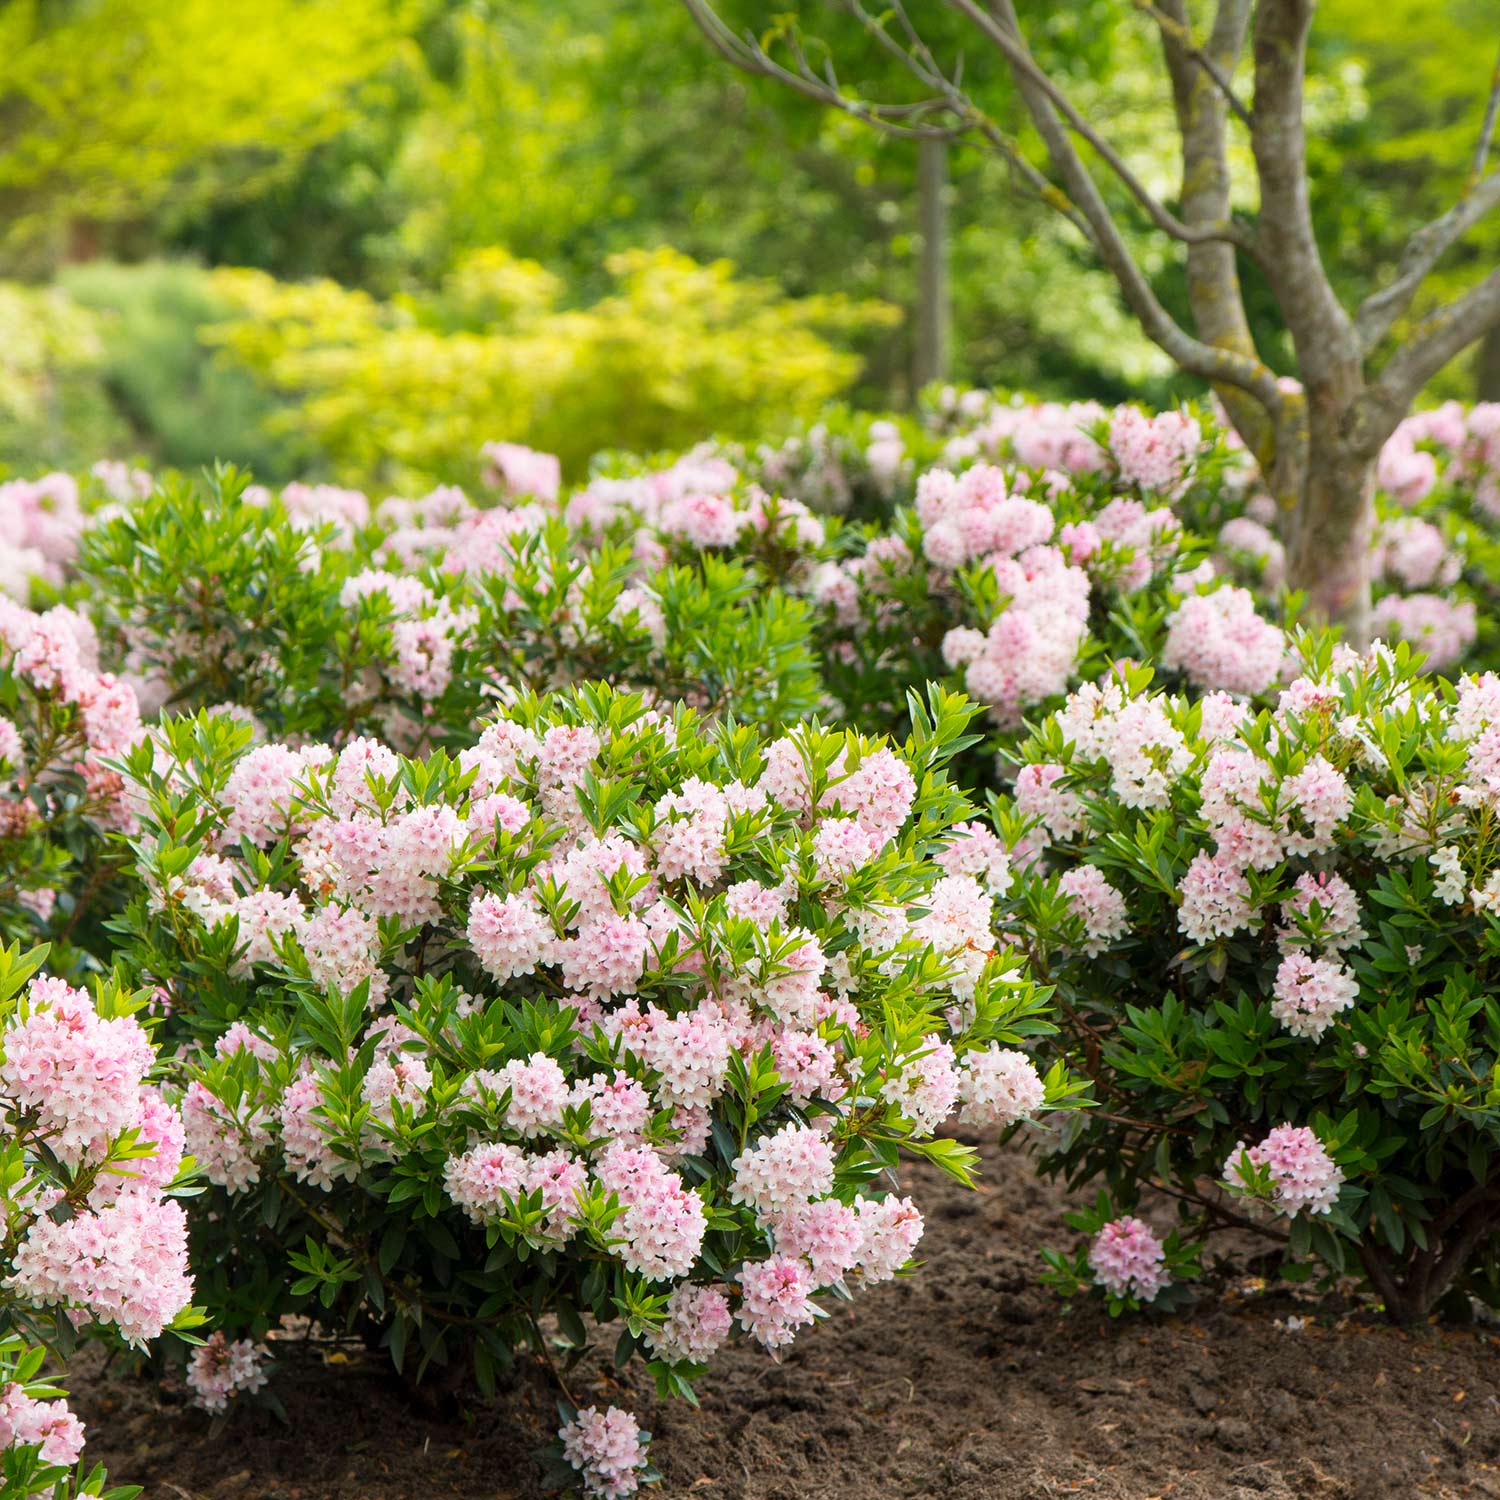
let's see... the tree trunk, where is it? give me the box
[915,136,950,390]
[1478,322,1500,403]
[1284,437,1376,646]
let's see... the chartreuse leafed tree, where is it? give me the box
[0,0,422,270]
[682,0,1500,639]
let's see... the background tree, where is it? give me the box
[0,0,424,273]
[682,0,1500,636]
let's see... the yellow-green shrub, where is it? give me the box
[204,247,896,486]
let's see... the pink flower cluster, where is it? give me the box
[0,473,85,600]
[1107,406,1202,494]
[481,441,562,502]
[1,969,194,1346]
[1371,592,1477,672]
[1,975,157,1163]
[1162,586,1285,698]
[559,1405,649,1500]
[1224,1124,1344,1217]
[185,1332,269,1412]
[8,1184,194,1345]
[0,1382,86,1469]
[0,596,144,843]
[1088,1215,1168,1302]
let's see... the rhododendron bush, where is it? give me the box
[0,596,143,966]
[0,942,200,1498]
[78,469,822,746]
[109,685,1074,1451]
[7,390,1500,1490]
[988,641,1500,1320]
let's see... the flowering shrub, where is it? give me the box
[990,640,1500,1319]
[800,405,1282,753]
[0,942,200,1497]
[1039,1193,1199,1316]
[111,684,1075,1457]
[78,469,824,751]
[0,594,144,962]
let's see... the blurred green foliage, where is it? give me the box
[0,0,1495,480]
[201,247,895,486]
[0,283,131,472]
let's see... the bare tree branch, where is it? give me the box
[1250,0,1360,388]
[840,0,1094,237]
[1155,0,1270,461]
[959,0,1284,415]
[1473,41,1500,182]
[679,0,960,138]
[1356,171,1500,352]
[937,0,1259,256]
[681,0,1100,236]
[1362,268,1500,446]
[1132,0,1252,129]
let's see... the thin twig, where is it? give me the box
[1131,0,1252,127]
[1472,40,1500,183]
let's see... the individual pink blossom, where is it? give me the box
[1088,1215,1168,1302]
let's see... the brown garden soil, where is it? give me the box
[73,1136,1500,1500]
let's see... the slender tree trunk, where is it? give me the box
[1286,433,1377,645]
[1478,323,1500,402]
[915,136,950,389]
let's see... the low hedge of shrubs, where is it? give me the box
[5,389,1500,1494]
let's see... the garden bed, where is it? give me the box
[73,1136,1500,1500]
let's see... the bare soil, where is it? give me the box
[72,1137,1500,1500]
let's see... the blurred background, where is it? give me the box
[0,0,1493,492]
